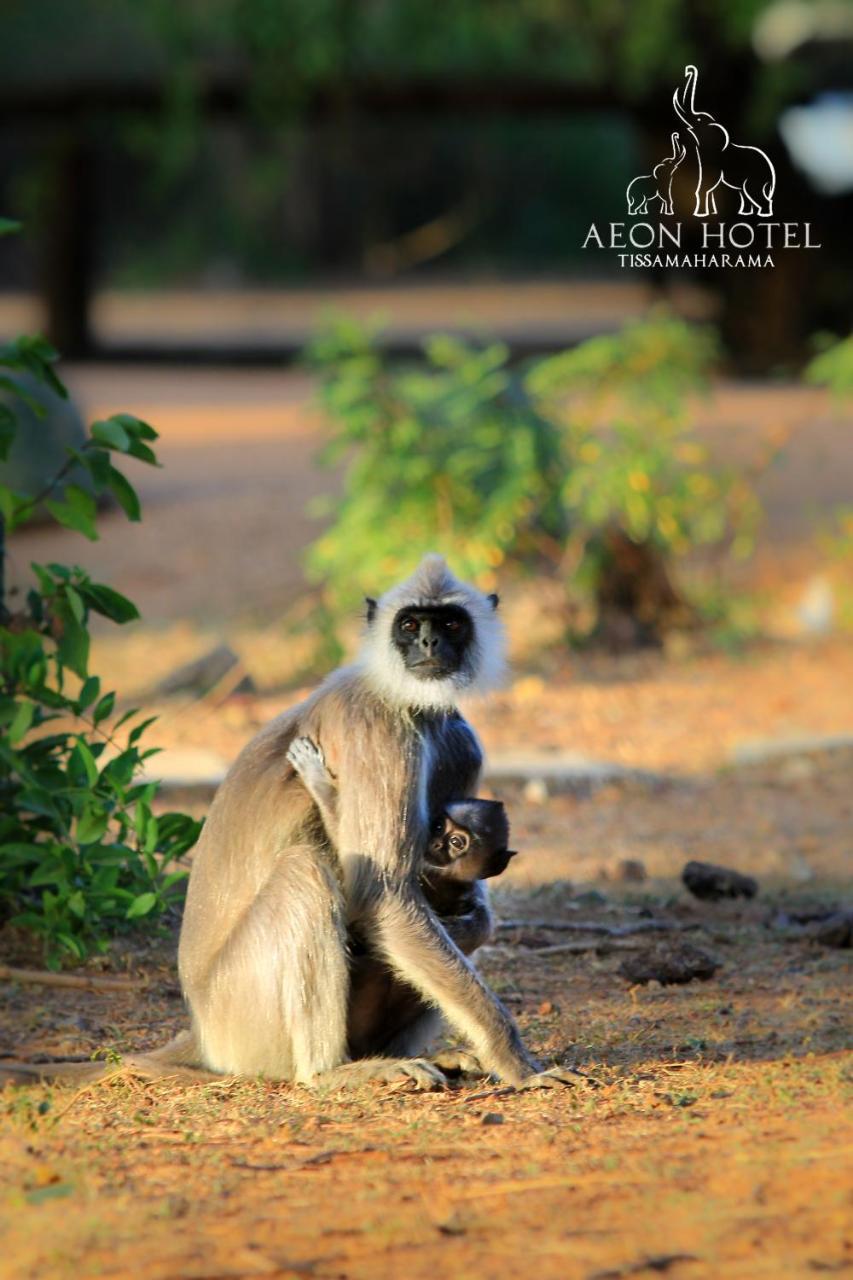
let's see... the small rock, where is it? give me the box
[613,858,647,883]
[682,861,758,902]
[619,942,721,986]
[481,1112,505,1126]
[787,853,815,883]
[807,910,853,949]
[573,889,608,907]
[795,574,834,636]
[523,778,549,805]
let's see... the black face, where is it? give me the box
[391,605,473,681]
[426,799,515,882]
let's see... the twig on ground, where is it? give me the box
[0,965,143,992]
[518,939,647,956]
[496,919,685,937]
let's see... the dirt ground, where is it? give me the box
[1,741,851,1280]
[2,366,852,1277]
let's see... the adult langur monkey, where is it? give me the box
[180,553,571,1089]
[1,556,571,1090]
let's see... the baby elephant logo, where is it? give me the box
[673,64,775,216]
[626,132,686,216]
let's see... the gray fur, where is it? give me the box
[179,555,539,1084]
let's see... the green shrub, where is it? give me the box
[306,318,566,602]
[306,312,761,641]
[527,313,761,588]
[0,273,200,965]
[805,332,853,399]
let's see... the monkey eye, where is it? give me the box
[400,616,418,634]
[449,833,468,851]
[444,619,461,632]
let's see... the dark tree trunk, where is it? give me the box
[592,527,692,652]
[41,133,94,358]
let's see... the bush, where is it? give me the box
[0,261,201,965]
[306,312,761,645]
[306,318,566,601]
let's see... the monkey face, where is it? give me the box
[391,605,473,681]
[430,832,517,883]
[427,816,470,867]
[426,800,517,883]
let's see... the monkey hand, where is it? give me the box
[286,736,327,783]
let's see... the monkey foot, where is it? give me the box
[317,1057,449,1092]
[517,1066,586,1091]
[430,1048,487,1078]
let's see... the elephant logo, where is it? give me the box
[626,132,687,216]
[626,65,776,218]
[672,64,776,217]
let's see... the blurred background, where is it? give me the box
[1,0,852,819]
[2,0,853,364]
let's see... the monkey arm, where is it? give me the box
[422,873,495,951]
[442,880,495,954]
[286,736,341,845]
[327,698,538,1085]
[370,887,538,1086]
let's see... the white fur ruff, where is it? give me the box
[356,554,506,712]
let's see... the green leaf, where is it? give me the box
[102,750,138,787]
[90,418,130,451]
[0,217,22,237]
[0,374,47,417]
[8,699,35,745]
[110,413,158,442]
[70,739,99,787]
[106,466,141,521]
[126,892,157,919]
[76,809,109,844]
[0,335,67,399]
[96,415,160,465]
[0,483,18,521]
[53,598,89,678]
[77,675,101,710]
[127,716,157,746]
[78,582,139,624]
[0,402,16,461]
[142,814,159,854]
[93,691,115,724]
[67,891,86,919]
[64,585,85,623]
[45,484,98,540]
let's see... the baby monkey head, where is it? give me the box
[428,798,517,882]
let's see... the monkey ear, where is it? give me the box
[364,597,378,624]
[486,593,500,611]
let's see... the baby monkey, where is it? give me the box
[423,798,517,914]
[286,737,517,911]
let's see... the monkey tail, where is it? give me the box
[0,1029,219,1087]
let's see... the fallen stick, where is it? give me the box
[483,938,645,958]
[520,938,645,956]
[0,965,144,992]
[496,919,680,937]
